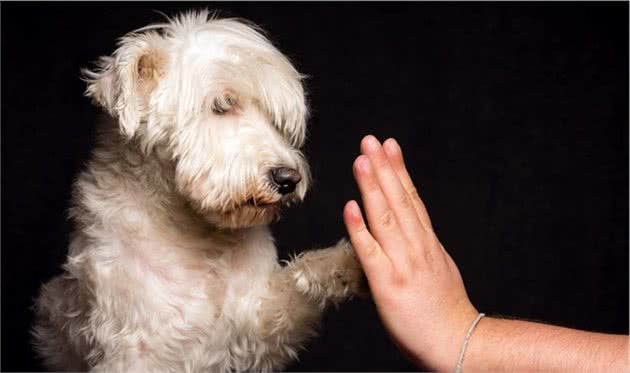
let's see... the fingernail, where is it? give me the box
[391,138,400,150]
[384,138,400,156]
[348,200,360,219]
[344,200,361,223]
[364,135,381,151]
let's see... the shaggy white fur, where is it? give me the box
[32,10,364,373]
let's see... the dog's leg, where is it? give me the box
[255,239,365,369]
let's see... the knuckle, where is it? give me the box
[374,156,391,170]
[407,185,420,201]
[422,248,435,267]
[354,222,369,235]
[390,270,409,289]
[409,240,424,255]
[408,240,435,269]
[390,155,405,170]
[365,179,381,193]
[377,209,395,229]
[409,254,422,271]
[398,190,413,209]
[352,227,380,259]
[364,241,380,258]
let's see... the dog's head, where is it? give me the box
[82,10,310,228]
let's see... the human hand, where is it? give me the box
[343,135,478,372]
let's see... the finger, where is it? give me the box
[360,135,426,241]
[343,200,391,276]
[353,155,410,270]
[382,138,434,231]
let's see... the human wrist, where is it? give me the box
[442,312,492,373]
[425,302,481,372]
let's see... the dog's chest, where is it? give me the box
[112,227,278,357]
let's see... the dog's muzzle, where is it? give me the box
[269,167,301,195]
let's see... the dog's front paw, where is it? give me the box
[289,238,368,306]
[328,239,370,299]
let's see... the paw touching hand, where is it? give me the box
[289,239,367,307]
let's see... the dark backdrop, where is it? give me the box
[2,2,628,372]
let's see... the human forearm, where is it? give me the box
[457,316,629,373]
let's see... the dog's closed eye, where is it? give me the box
[212,93,238,114]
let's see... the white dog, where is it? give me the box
[32,10,364,372]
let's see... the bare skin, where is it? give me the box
[343,135,629,372]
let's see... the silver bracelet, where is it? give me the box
[454,312,485,373]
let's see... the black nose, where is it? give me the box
[270,167,302,195]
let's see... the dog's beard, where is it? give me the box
[213,203,282,228]
[195,192,299,229]
[201,201,286,229]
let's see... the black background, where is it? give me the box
[2,2,628,372]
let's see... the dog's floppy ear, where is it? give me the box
[82,32,167,138]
